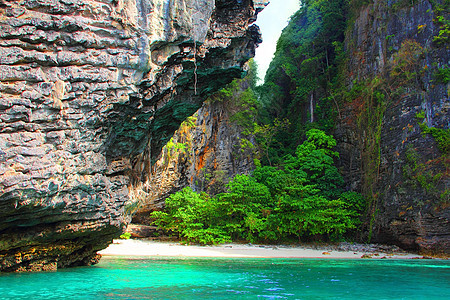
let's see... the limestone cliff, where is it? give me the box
[0,0,267,271]
[335,0,449,253]
[132,95,256,224]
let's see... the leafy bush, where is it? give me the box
[119,232,131,239]
[151,187,232,244]
[151,130,364,244]
[434,66,450,84]
[433,15,450,45]
[416,112,450,154]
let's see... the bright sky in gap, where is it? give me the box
[254,0,300,85]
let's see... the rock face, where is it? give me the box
[0,0,266,271]
[335,0,449,254]
[132,97,256,224]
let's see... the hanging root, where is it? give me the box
[192,2,199,96]
[194,40,198,95]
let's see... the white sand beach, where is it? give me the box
[99,239,425,259]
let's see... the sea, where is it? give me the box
[0,257,449,299]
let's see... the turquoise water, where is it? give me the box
[0,257,449,299]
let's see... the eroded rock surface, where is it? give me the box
[132,97,256,224]
[336,0,449,254]
[0,0,267,271]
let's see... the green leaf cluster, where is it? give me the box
[416,112,450,154]
[403,146,449,204]
[151,187,232,244]
[434,65,450,84]
[119,232,131,239]
[151,130,365,244]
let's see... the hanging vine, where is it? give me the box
[191,0,200,95]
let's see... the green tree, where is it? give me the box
[284,129,344,199]
[215,174,272,242]
[265,129,356,241]
[151,187,231,244]
[151,130,363,244]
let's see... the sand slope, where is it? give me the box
[99,240,424,259]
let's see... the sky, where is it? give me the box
[254,0,300,84]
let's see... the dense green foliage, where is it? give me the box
[431,0,450,46]
[256,0,348,164]
[151,129,364,244]
[416,111,450,155]
[434,66,450,84]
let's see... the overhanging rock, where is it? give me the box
[0,0,268,272]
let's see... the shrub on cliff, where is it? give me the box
[151,129,363,244]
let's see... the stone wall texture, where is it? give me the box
[335,0,449,254]
[0,0,267,271]
[132,95,257,224]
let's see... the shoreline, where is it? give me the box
[99,239,430,259]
